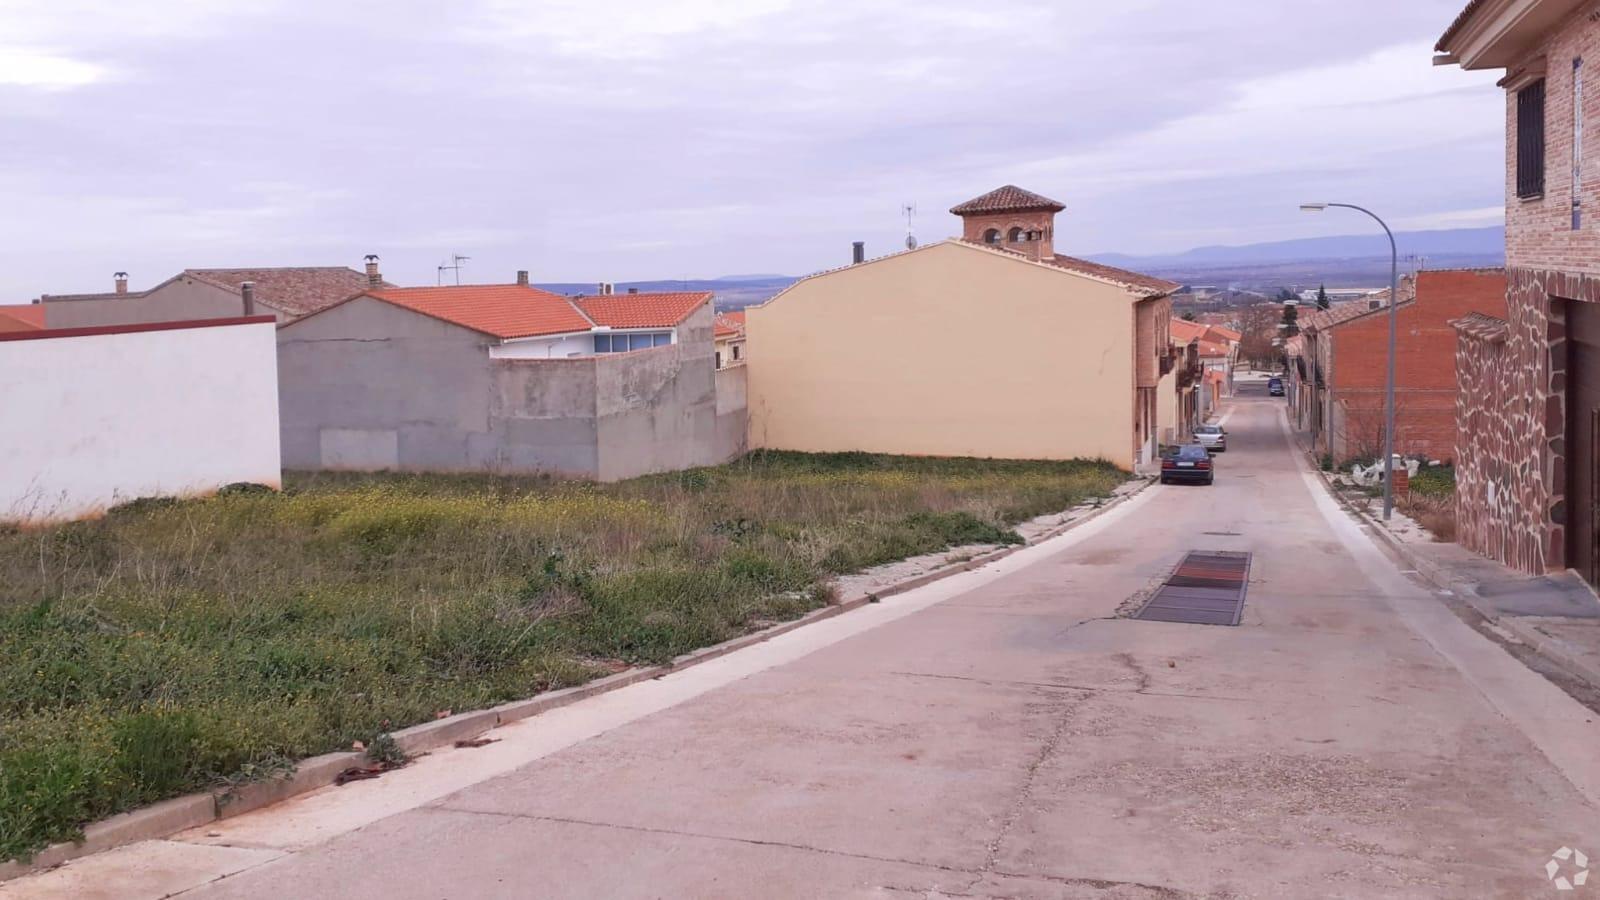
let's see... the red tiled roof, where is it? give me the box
[1203,324,1241,343]
[1169,318,1207,343]
[1196,339,1230,358]
[366,285,594,339]
[575,291,710,329]
[185,267,379,317]
[714,309,746,338]
[0,303,47,331]
[950,185,1065,216]
[1046,255,1179,297]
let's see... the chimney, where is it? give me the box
[516,270,529,286]
[364,254,382,288]
[114,272,128,295]
[598,282,614,295]
[852,241,865,265]
[240,281,256,316]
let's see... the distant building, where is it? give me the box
[35,258,389,328]
[1298,268,1506,465]
[1438,0,1600,582]
[746,185,1178,469]
[713,310,746,369]
[0,304,45,334]
[276,281,745,480]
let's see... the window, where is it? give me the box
[593,334,612,353]
[732,344,741,360]
[983,228,1000,244]
[715,351,723,369]
[595,331,670,353]
[653,333,671,347]
[1007,226,1024,243]
[1517,78,1547,199]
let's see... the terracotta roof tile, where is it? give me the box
[1452,311,1509,343]
[714,309,746,338]
[1169,318,1207,343]
[185,267,378,317]
[1046,255,1179,296]
[0,304,46,331]
[1196,339,1230,358]
[949,185,1066,216]
[1203,324,1241,343]
[575,291,710,329]
[366,284,593,339]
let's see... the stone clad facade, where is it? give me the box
[1440,1,1600,580]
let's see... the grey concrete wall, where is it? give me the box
[277,297,508,472]
[278,298,742,480]
[43,278,278,328]
[715,365,749,462]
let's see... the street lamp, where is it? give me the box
[1300,202,1399,521]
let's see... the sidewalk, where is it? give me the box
[1282,404,1600,696]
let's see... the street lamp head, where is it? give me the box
[1299,203,1329,212]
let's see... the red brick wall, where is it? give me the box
[1326,269,1508,462]
[1504,8,1600,276]
[958,211,1055,259]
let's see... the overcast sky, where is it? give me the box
[2,0,1502,297]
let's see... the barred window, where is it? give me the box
[1517,78,1546,199]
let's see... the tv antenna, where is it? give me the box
[436,253,471,286]
[902,202,918,250]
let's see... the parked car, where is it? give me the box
[1193,423,1226,452]
[1268,377,1285,396]
[1160,443,1215,485]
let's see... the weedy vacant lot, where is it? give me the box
[0,451,1123,861]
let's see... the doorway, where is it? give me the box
[1564,299,1600,586]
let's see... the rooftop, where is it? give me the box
[714,309,746,338]
[185,268,381,317]
[949,185,1066,216]
[0,304,46,331]
[365,285,594,340]
[575,291,711,330]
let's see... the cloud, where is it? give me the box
[0,48,104,88]
[0,0,1511,297]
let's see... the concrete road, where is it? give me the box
[21,393,1600,898]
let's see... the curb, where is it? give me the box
[1307,458,1600,693]
[0,477,1150,883]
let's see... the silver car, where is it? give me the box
[1192,423,1227,452]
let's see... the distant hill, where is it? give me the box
[1092,226,1504,269]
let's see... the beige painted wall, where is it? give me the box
[1156,368,1178,446]
[43,277,280,329]
[746,241,1138,467]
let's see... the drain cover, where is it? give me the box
[1134,551,1252,626]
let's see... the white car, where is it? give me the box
[1193,423,1227,452]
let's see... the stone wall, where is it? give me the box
[1451,267,1600,575]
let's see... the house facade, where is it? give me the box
[1438,0,1600,582]
[746,186,1177,469]
[36,258,388,328]
[276,281,744,481]
[714,310,746,369]
[1299,269,1506,465]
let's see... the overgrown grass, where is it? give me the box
[0,450,1122,861]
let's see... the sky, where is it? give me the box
[1,0,1505,297]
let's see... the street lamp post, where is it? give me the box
[1300,202,1399,521]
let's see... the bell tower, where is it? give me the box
[950,185,1065,260]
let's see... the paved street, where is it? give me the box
[15,393,1600,899]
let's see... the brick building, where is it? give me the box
[1300,269,1506,464]
[1438,0,1600,583]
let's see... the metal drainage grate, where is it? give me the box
[1134,551,1252,626]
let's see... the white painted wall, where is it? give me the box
[489,333,594,359]
[0,320,281,523]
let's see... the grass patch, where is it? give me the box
[0,450,1122,861]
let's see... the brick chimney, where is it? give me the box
[364,254,382,288]
[114,272,128,294]
[949,185,1066,262]
[516,270,529,287]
